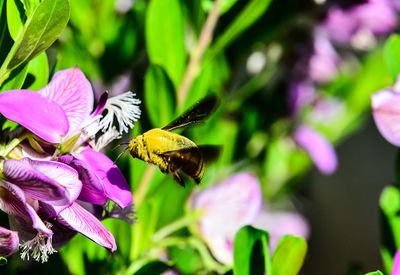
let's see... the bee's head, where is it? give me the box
[128,138,140,158]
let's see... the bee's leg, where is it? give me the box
[171,171,185,187]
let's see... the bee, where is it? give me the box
[128,94,220,187]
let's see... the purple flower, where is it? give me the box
[0,226,19,258]
[294,125,338,174]
[371,87,400,146]
[0,67,141,261]
[192,173,263,264]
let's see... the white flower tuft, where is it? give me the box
[90,126,121,151]
[97,91,141,135]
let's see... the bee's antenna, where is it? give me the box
[112,142,129,151]
[114,146,129,164]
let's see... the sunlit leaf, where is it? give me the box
[202,0,238,14]
[23,52,48,90]
[365,271,384,275]
[144,65,176,127]
[145,0,185,88]
[233,225,270,275]
[0,62,29,92]
[0,0,69,84]
[384,34,400,80]
[6,0,24,40]
[271,235,307,275]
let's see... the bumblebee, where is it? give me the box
[129,94,219,186]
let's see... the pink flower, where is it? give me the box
[371,86,400,146]
[294,125,338,174]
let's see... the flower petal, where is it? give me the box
[294,125,337,174]
[371,89,400,146]
[0,226,19,258]
[53,202,116,251]
[58,155,107,205]
[392,249,400,275]
[0,181,52,235]
[0,90,69,143]
[39,67,94,137]
[193,173,263,264]
[253,210,309,251]
[75,148,132,207]
[3,158,82,207]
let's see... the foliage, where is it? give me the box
[0,0,399,274]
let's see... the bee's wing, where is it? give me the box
[162,94,220,131]
[198,145,223,163]
[159,147,203,185]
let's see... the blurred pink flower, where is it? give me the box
[294,125,338,174]
[289,80,316,115]
[192,173,309,264]
[324,7,357,44]
[371,87,400,146]
[253,210,309,251]
[308,30,340,83]
[192,173,263,264]
[324,0,397,44]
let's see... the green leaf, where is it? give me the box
[23,52,48,90]
[6,0,24,40]
[145,0,185,88]
[21,0,41,17]
[0,61,29,91]
[133,260,171,275]
[207,0,272,60]
[384,34,400,80]
[380,186,400,217]
[202,0,238,14]
[2,120,18,131]
[365,271,384,275]
[169,245,203,274]
[233,225,270,275]
[271,235,307,275]
[144,65,176,127]
[0,0,70,85]
[0,257,7,265]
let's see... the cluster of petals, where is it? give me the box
[192,172,309,265]
[0,67,140,261]
[371,80,400,146]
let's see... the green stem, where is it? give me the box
[176,0,221,107]
[152,210,203,242]
[133,165,156,206]
[0,132,29,157]
[149,236,226,274]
